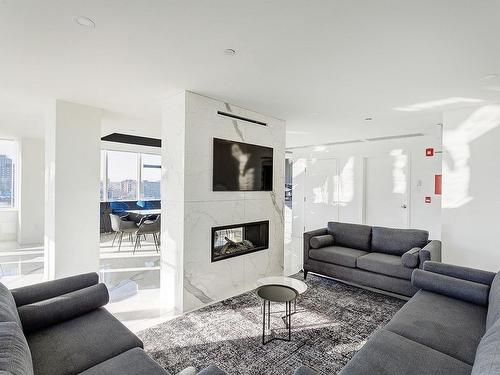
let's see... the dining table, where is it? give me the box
[124,209,161,216]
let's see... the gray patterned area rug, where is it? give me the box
[139,273,405,375]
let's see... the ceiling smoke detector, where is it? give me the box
[74,16,96,28]
[224,48,236,56]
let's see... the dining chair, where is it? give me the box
[134,216,161,254]
[109,213,138,251]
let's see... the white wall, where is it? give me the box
[162,91,285,313]
[286,131,442,275]
[44,100,101,279]
[442,105,500,271]
[17,138,44,245]
[0,211,17,242]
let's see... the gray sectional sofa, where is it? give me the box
[0,273,225,375]
[295,261,500,374]
[303,221,441,297]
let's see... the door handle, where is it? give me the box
[401,204,407,209]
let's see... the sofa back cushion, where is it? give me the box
[486,272,500,331]
[471,318,500,375]
[0,282,21,326]
[327,222,372,251]
[371,226,429,256]
[0,321,34,375]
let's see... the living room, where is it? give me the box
[0,1,499,374]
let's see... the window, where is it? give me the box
[100,150,161,202]
[0,140,17,208]
[106,151,138,201]
[140,153,161,200]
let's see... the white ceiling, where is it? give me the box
[1,0,500,146]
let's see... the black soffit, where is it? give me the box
[101,133,161,148]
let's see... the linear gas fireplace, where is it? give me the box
[211,221,269,262]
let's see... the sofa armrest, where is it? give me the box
[11,272,99,307]
[402,247,421,268]
[303,228,328,265]
[17,283,109,333]
[412,269,490,306]
[423,261,496,285]
[418,240,441,267]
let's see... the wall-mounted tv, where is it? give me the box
[213,138,273,191]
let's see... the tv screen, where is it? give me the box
[213,138,273,191]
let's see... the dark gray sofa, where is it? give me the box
[295,261,500,374]
[0,273,226,375]
[303,222,441,297]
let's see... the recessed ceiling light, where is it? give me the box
[224,48,236,56]
[74,16,95,28]
[480,74,498,81]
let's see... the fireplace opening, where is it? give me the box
[211,221,269,262]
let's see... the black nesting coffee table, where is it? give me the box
[256,284,299,345]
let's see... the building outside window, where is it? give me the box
[0,139,17,209]
[100,149,161,202]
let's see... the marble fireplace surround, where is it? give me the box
[161,91,286,313]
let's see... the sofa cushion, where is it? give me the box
[27,308,143,375]
[79,348,169,375]
[327,222,372,251]
[357,253,414,280]
[412,269,490,306]
[401,247,420,268]
[19,283,109,333]
[486,272,500,331]
[371,226,428,256]
[338,328,472,375]
[309,234,335,249]
[309,246,368,268]
[0,282,22,326]
[0,321,34,375]
[471,318,500,375]
[384,290,487,365]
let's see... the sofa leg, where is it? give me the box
[303,270,308,280]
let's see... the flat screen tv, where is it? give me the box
[213,138,273,191]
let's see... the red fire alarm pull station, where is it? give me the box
[425,196,431,203]
[435,175,442,195]
[426,148,434,157]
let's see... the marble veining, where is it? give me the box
[224,102,244,141]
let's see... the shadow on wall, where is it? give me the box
[442,105,500,209]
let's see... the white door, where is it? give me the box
[364,152,409,228]
[304,158,338,230]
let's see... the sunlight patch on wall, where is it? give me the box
[443,105,500,208]
[390,149,407,194]
[338,157,354,206]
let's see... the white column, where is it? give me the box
[160,92,186,313]
[44,100,101,279]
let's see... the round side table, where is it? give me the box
[256,284,298,345]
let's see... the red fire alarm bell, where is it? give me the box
[425,196,431,203]
[425,148,434,157]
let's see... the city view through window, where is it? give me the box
[100,150,161,201]
[0,139,17,208]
